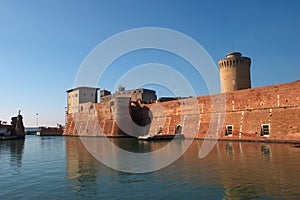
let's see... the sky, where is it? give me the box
[0,0,299,127]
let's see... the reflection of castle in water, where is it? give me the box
[211,142,298,199]
[159,140,300,199]
[65,137,300,198]
[65,137,99,194]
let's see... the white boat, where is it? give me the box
[138,134,184,141]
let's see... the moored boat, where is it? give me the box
[138,134,185,141]
[37,127,63,136]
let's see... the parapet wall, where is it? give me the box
[64,80,300,142]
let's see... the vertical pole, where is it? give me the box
[65,107,67,125]
[36,113,39,127]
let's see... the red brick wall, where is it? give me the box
[64,80,300,142]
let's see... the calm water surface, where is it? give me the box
[1,136,300,199]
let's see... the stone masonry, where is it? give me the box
[64,80,300,143]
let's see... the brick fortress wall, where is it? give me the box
[64,80,300,142]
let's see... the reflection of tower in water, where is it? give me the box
[65,137,99,194]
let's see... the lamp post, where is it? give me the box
[36,113,39,127]
[65,107,67,125]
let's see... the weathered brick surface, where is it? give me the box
[64,80,300,142]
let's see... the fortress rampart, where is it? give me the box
[64,80,300,142]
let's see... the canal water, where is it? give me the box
[1,135,300,199]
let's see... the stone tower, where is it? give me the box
[218,52,251,93]
[66,87,99,114]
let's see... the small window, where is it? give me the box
[91,93,94,97]
[75,94,78,97]
[83,93,86,97]
[158,127,163,134]
[225,125,233,136]
[261,124,270,136]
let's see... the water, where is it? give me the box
[1,136,300,199]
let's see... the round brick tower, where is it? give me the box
[218,52,251,93]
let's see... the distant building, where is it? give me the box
[100,89,112,103]
[100,88,157,104]
[66,87,99,113]
[158,97,178,102]
[158,96,190,102]
[100,89,111,97]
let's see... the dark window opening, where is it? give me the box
[158,127,163,134]
[175,125,182,134]
[225,125,233,136]
[261,124,270,136]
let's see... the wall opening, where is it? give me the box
[225,125,233,136]
[175,124,182,134]
[261,124,270,136]
[158,126,163,134]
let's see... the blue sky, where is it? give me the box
[0,0,299,126]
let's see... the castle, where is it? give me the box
[64,52,300,142]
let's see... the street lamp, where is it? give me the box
[36,113,39,127]
[64,107,67,125]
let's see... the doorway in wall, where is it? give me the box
[175,124,182,134]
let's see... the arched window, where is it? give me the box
[175,124,182,134]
